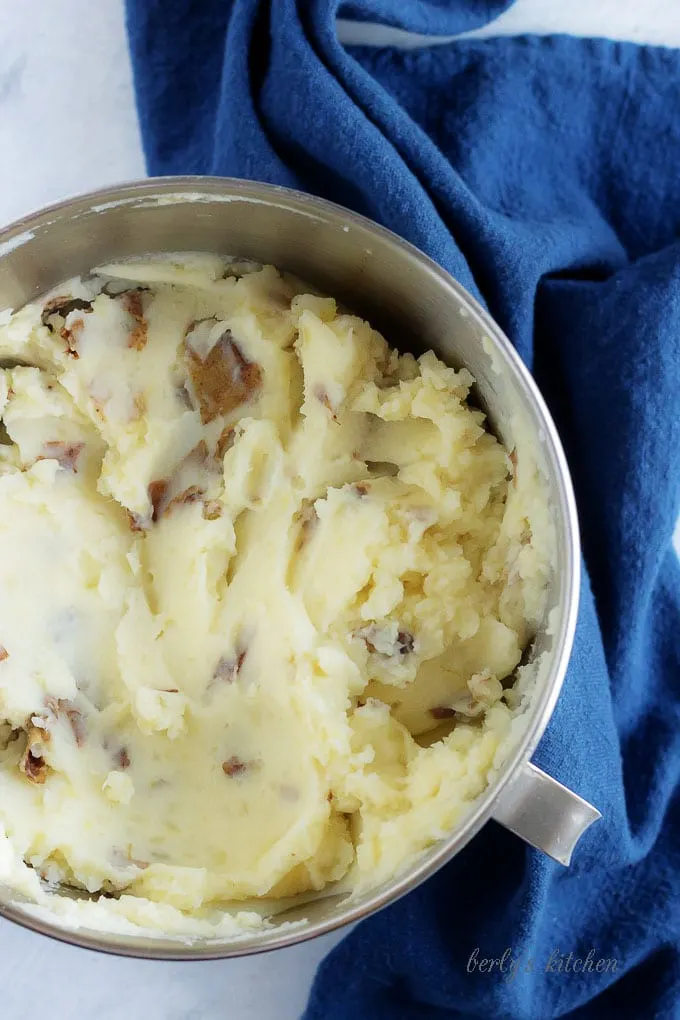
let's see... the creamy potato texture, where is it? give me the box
[0,256,551,935]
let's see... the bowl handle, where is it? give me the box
[490,761,601,866]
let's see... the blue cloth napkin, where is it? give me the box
[125,2,680,1016]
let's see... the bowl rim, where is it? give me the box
[0,176,581,959]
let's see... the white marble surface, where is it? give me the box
[0,2,677,1018]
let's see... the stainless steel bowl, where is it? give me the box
[0,177,598,959]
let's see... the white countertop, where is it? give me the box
[0,2,677,1017]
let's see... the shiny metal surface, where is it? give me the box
[0,177,592,959]
[491,762,601,866]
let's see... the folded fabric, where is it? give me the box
[124,2,680,1016]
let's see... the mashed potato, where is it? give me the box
[0,256,551,936]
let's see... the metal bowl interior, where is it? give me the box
[0,178,579,959]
